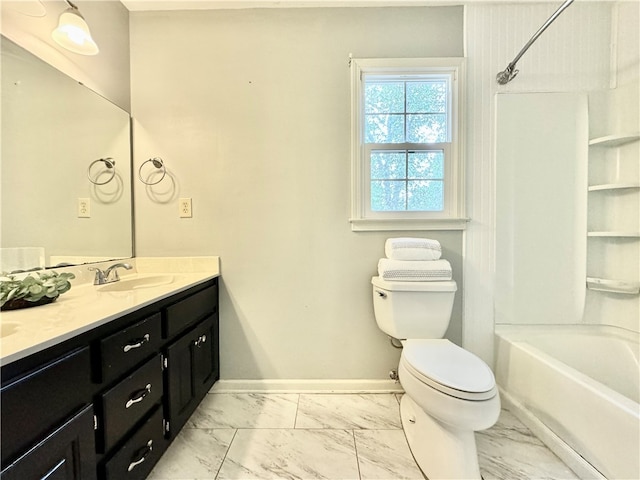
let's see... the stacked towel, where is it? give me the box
[377,237,451,281]
[385,237,442,261]
[378,258,452,282]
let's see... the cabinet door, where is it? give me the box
[0,405,97,480]
[164,326,197,436]
[165,314,217,436]
[192,313,219,399]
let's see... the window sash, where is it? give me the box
[349,57,467,231]
[364,143,452,218]
[363,75,452,144]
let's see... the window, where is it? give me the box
[350,58,467,231]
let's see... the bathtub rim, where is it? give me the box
[495,323,639,409]
[495,323,639,344]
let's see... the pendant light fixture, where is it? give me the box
[51,0,99,56]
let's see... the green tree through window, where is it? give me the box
[365,80,448,211]
[350,58,466,231]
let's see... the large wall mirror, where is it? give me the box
[1,36,133,272]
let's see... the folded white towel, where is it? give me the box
[384,237,442,261]
[378,258,452,282]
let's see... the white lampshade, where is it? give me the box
[52,8,99,56]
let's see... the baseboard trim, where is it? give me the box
[499,388,605,480]
[209,379,404,394]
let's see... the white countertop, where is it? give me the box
[0,257,220,367]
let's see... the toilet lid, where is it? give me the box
[401,339,496,401]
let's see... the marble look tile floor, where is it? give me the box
[148,393,579,480]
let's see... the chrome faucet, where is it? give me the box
[89,262,133,285]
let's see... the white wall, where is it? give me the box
[0,0,130,111]
[130,7,464,381]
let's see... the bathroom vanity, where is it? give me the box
[0,265,219,480]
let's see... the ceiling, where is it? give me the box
[119,0,555,11]
[119,1,454,11]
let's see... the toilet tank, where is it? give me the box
[371,276,457,340]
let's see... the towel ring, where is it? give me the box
[138,157,166,185]
[87,158,116,185]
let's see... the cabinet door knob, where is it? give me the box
[127,439,153,472]
[125,383,152,409]
[194,334,207,348]
[123,334,150,352]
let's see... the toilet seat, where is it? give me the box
[401,339,497,401]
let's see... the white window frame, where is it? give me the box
[349,57,468,231]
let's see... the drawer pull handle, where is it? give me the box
[194,334,207,347]
[125,383,152,409]
[123,334,150,353]
[127,439,153,472]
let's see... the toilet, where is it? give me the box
[372,276,500,480]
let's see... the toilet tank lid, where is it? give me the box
[371,276,457,292]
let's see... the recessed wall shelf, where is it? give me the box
[587,231,640,238]
[586,277,640,295]
[588,183,640,192]
[588,132,640,147]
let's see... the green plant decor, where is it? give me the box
[0,271,76,311]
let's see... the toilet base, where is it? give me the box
[400,394,483,480]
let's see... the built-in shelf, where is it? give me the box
[588,183,640,192]
[587,231,640,238]
[586,277,640,295]
[588,132,640,147]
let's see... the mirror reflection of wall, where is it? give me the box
[0,36,133,272]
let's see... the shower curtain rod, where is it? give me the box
[496,0,575,85]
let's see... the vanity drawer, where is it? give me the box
[99,354,163,452]
[98,313,162,384]
[164,282,217,338]
[0,347,93,466]
[103,405,165,480]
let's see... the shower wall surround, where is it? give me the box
[463,1,636,363]
[585,86,640,332]
[488,2,639,334]
[495,92,589,327]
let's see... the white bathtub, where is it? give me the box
[495,324,639,480]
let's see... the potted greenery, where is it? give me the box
[0,271,76,311]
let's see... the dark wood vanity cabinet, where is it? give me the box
[0,278,219,480]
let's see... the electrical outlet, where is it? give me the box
[78,198,90,218]
[179,198,192,218]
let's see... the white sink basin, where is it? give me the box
[98,275,177,292]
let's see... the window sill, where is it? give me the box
[349,218,470,232]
